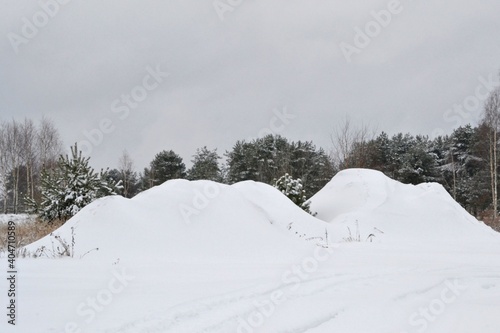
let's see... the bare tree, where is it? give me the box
[20,118,37,203]
[0,117,63,213]
[0,123,9,213]
[330,116,375,170]
[118,149,135,198]
[37,116,63,171]
[2,120,22,213]
[483,87,500,220]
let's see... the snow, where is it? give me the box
[1,168,500,332]
[24,180,316,263]
[0,214,35,225]
[309,168,499,244]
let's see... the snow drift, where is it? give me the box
[26,168,499,262]
[309,168,499,243]
[25,180,323,262]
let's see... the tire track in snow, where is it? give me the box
[105,268,420,333]
[104,277,320,333]
[105,265,483,333]
[276,310,344,333]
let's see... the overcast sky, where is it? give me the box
[1,0,499,171]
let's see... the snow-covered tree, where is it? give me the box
[27,143,122,222]
[106,168,139,198]
[274,173,312,214]
[397,135,439,185]
[225,135,333,197]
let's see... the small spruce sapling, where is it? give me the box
[274,173,313,214]
[27,143,122,222]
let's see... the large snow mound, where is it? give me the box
[25,180,324,262]
[309,168,500,243]
[26,169,499,262]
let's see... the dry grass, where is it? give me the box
[1,217,97,258]
[0,218,65,253]
[478,210,500,232]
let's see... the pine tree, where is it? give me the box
[399,135,439,184]
[146,150,186,187]
[274,173,312,214]
[290,141,335,197]
[187,147,221,181]
[225,140,259,183]
[27,143,122,222]
[225,135,334,197]
[107,168,140,198]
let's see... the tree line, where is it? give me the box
[108,135,335,200]
[328,87,500,229]
[1,81,500,230]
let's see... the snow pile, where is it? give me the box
[26,169,500,262]
[309,168,500,243]
[25,180,321,262]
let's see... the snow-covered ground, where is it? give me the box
[0,214,35,225]
[1,169,500,333]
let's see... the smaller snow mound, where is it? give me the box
[25,180,319,263]
[232,181,332,244]
[309,169,499,243]
[310,169,391,220]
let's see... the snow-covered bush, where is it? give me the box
[27,144,122,222]
[274,173,312,214]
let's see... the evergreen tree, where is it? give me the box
[439,125,490,214]
[106,168,140,198]
[27,143,122,222]
[370,131,391,171]
[225,136,291,184]
[145,150,186,187]
[398,135,439,184]
[225,135,334,197]
[290,141,335,197]
[386,133,413,180]
[254,135,291,183]
[187,147,221,181]
[225,140,260,183]
[274,173,312,214]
